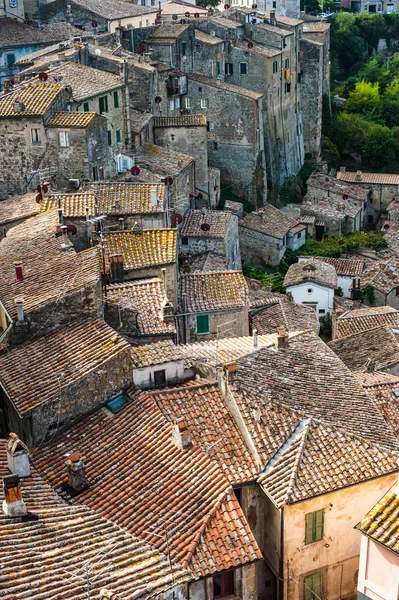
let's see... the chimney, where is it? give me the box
[270,9,276,26]
[118,217,125,231]
[253,406,261,422]
[252,328,258,348]
[286,291,293,302]
[14,297,24,323]
[14,261,23,282]
[66,451,87,491]
[6,433,30,478]
[12,98,25,113]
[172,420,193,450]
[109,254,124,283]
[277,328,288,349]
[224,361,237,373]
[61,225,72,250]
[340,166,346,173]
[355,170,362,182]
[2,474,27,517]
[58,208,64,224]
[366,359,375,373]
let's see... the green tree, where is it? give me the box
[346,80,380,114]
[321,136,340,168]
[330,112,372,155]
[195,0,219,7]
[300,0,320,14]
[355,13,386,55]
[363,125,397,169]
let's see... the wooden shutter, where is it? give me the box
[305,512,314,545]
[313,572,322,600]
[315,510,324,542]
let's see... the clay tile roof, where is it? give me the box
[153,115,207,127]
[229,332,398,449]
[239,205,296,239]
[194,30,224,44]
[360,260,399,295]
[356,371,399,439]
[0,19,83,47]
[252,302,319,335]
[40,192,95,216]
[307,173,369,200]
[48,111,96,128]
[299,255,365,277]
[180,209,232,238]
[188,74,263,100]
[0,211,101,320]
[303,21,330,32]
[301,195,361,220]
[337,171,399,186]
[179,270,248,312]
[258,419,399,507]
[356,482,399,553]
[245,277,287,309]
[104,229,177,270]
[284,258,337,289]
[0,192,40,227]
[210,16,241,28]
[90,182,165,215]
[162,1,208,15]
[235,40,282,57]
[71,0,157,20]
[107,278,176,336]
[130,109,153,133]
[0,318,130,416]
[131,339,183,368]
[334,306,399,340]
[189,251,229,272]
[0,82,62,117]
[150,381,258,484]
[149,23,190,39]
[136,144,194,175]
[46,62,124,102]
[0,445,190,600]
[32,391,262,577]
[329,325,399,372]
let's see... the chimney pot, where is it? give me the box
[60,225,72,250]
[14,261,23,282]
[224,361,237,373]
[340,166,346,173]
[252,328,258,348]
[118,217,125,231]
[172,420,193,450]
[270,9,276,25]
[2,474,27,517]
[66,451,87,491]
[286,291,293,302]
[6,433,30,478]
[277,329,288,349]
[14,297,24,323]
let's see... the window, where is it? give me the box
[213,571,234,598]
[99,95,108,114]
[107,392,130,414]
[285,58,290,68]
[207,120,214,131]
[30,128,41,145]
[307,288,313,295]
[59,131,69,147]
[107,131,112,146]
[170,99,175,110]
[368,215,374,224]
[297,232,301,239]
[181,41,187,57]
[396,286,399,297]
[182,237,188,245]
[113,91,119,108]
[175,97,180,109]
[304,572,322,600]
[83,101,89,112]
[305,510,324,545]
[283,39,287,48]
[240,62,248,75]
[154,369,166,387]
[7,53,15,68]
[201,98,208,109]
[213,141,219,150]
[285,82,291,93]
[234,487,242,506]
[116,129,121,144]
[273,60,278,74]
[223,41,229,51]
[196,314,210,334]
[273,0,276,5]
[319,309,326,314]
[225,62,233,75]
[185,97,191,109]
[216,61,221,76]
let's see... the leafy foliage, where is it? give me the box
[291,232,388,258]
[346,80,380,114]
[242,264,286,293]
[359,285,376,305]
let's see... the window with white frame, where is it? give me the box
[201,98,207,109]
[59,131,69,147]
[30,128,41,144]
[185,97,191,109]
[175,97,180,109]
[170,99,175,110]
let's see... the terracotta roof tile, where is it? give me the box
[0,19,82,47]
[301,195,361,220]
[32,391,262,577]
[307,173,369,200]
[334,306,399,340]
[284,258,337,289]
[329,325,399,372]
[107,278,176,336]
[239,205,297,240]
[149,23,190,39]
[0,82,62,117]
[48,111,97,127]
[46,61,124,102]
[188,251,229,272]
[299,255,365,277]
[136,144,194,175]
[179,270,248,312]
[153,114,207,127]
[360,260,399,295]
[70,0,157,20]
[356,371,399,439]
[0,318,130,416]
[246,277,287,309]
[252,302,319,335]
[356,482,399,553]
[150,381,258,484]
[194,30,224,44]
[0,192,39,226]
[104,229,177,270]
[337,171,399,186]
[40,192,95,216]
[131,339,183,368]
[180,209,232,238]
[188,74,263,100]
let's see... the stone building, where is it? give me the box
[193,30,224,78]
[178,270,249,342]
[147,23,195,74]
[179,209,241,269]
[284,257,337,316]
[298,256,365,298]
[0,192,39,239]
[300,194,363,236]
[130,110,153,150]
[131,339,184,388]
[359,259,399,310]
[239,204,305,267]
[337,169,399,216]
[0,318,132,446]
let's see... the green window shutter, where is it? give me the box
[305,512,313,545]
[105,95,109,112]
[313,572,322,599]
[99,97,103,113]
[116,129,121,143]
[196,314,209,334]
[315,510,324,542]
[83,102,89,112]
[7,53,15,68]
[304,576,312,600]
[114,91,119,108]
[216,61,221,76]
[304,573,322,600]
[206,121,210,132]
[107,131,112,146]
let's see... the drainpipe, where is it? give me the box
[279,508,284,600]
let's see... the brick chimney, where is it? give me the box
[355,170,363,182]
[14,261,23,282]
[14,297,24,323]
[66,452,87,491]
[60,225,73,250]
[6,433,30,478]
[172,420,193,450]
[270,9,276,26]
[286,291,293,302]
[109,254,124,283]
[277,328,288,349]
[2,474,27,517]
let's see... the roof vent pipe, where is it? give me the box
[270,9,276,25]
[277,328,288,349]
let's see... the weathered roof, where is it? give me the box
[210,16,242,28]
[284,258,337,289]
[246,277,287,309]
[161,1,208,15]
[258,419,399,508]
[356,370,399,439]
[0,318,130,417]
[307,173,369,200]
[299,255,365,277]
[70,0,157,20]
[239,205,297,240]
[188,74,263,100]
[356,482,399,553]
[188,251,229,272]
[91,182,165,215]
[230,332,398,449]
[14,42,69,67]
[153,114,207,127]
[131,339,183,368]
[235,40,282,58]
[40,192,96,216]
[0,444,191,600]
[179,270,248,312]
[149,23,190,39]
[329,325,399,372]
[251,21,291,36]
[360,260,399,296]
[334,306,399,340]
[194,30,224,44]
[150,381,258,484]
[0,82,62,117]
[180,209,232,238]
[303,21,330,32]
[32,390,262,578]
[0,192,40,226]
[47,61,124,102]
[107,278,176,336]
[252,301,319,335]
[337,170,399,186]
[136,143,194,175]
[48,111,97,127]
[0,211,101,320]
[130,109,153,133]
[0,18,82,47]
[104,229,177,270]
[301,196,361,220]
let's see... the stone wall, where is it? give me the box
[182,306,248,343]
[239,226,285,267]
[300,39,323,160]
[193,38,224,79]
[124,262,178,308]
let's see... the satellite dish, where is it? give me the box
[201,223,211,231]
[343,194,348,200]
[194,12,199,17]
[164,176,173,186]
[224,3,230,8]
[35,193,42,204]
[248,42,254,48]
[130,166,141,176]
[180,18,186,23]
[38,72,48,82]
[185,11,190,16]
[171,213,183,226]
[172,14,178,20]
[95,48,102,56]
[66,223,77,235]
[154,96,162,103]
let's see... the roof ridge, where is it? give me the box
[284,420,311,504]
[148,381,217,395]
